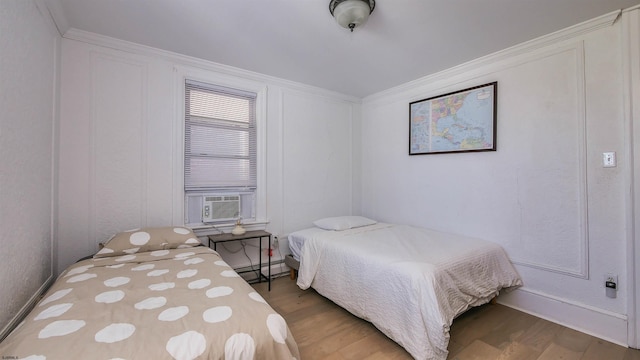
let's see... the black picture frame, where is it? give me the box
[409,81,497,155]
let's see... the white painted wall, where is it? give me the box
[360,11,633,345]
[623,8,640,348]
[282,89,354,232]
[0,0,59,336]
[56,32,359,273]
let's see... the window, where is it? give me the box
[184,79,257,224]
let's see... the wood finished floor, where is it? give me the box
[253,277,640,360]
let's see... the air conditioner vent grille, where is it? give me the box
[203,194,240,222]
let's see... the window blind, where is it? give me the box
[184,80,257,191]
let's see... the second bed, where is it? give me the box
[288,217,522,360]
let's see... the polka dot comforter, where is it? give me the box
[296,223,522,360]
[0,247,300,360]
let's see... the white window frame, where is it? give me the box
[173,66,267,230]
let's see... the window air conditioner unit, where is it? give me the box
[202,195,240,222]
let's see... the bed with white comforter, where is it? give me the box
[296,222,522,360]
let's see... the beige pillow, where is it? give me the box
[94,226,201,258]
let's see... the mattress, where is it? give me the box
[296,223,522,360]
[287,226,327,261]
[0,246,300,359]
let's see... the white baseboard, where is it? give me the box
[498,288,628,347]
[261,263,289,277]
[0,275,55,342]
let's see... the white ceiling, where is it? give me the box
[45,0,640,98]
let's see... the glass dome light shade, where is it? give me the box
[333,0,372,30]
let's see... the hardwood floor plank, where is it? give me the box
[337,333,393,359]
[624,347,640,360]
[536,342,582,360]
[480,309,539,350]
[495,342,540,360]
[582,339,628,360]
[517,318,564,353]
[450,339,501,360]
[306,321,380,358]
[449,304,517,348]
[553,327,593,353]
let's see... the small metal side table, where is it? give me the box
[208,230,271,291]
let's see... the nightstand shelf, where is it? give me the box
[208,230,271,291]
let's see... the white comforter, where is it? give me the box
[297,223,522,360]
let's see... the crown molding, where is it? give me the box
[62,28,361,104]
[364,9,621,105]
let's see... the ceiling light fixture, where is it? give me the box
[329,0,375,32]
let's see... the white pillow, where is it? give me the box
[313,216,377,231]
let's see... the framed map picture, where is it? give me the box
[409,82,497,155]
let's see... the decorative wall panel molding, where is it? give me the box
[501,43,588,278]
[89,51,149,248]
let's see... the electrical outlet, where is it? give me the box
[604,273,618,298]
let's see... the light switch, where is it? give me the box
[603,152,616,168]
